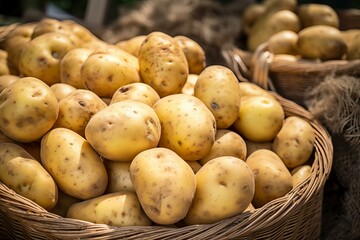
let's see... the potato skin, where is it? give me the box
[185,156,255,225]
[50,83,76,102]
[138,32,189,97]
[272,116,315,168]
[246,149,293,208]
[130,147,196,225]
[0,77,59,143]
[297,3,339,28]
[291,164,312,187]
[66,192,152,227]
[41,128,108,200]
[153,94,216,161]
[0,143,58,210]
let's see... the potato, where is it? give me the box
[267,30,299,55]
[247,10,300,51]
[291,164,311,187]
[262,0,298,13]
[0,75,19,93]
[346,32,360,60]
[85,100,161,161]
[181,74,199,96]
[115,35,147,57]
[238,82,275,99]
[81,52,140,98]
[194,65,241,129]
[242,3,266,35]
[199,129,247,166]
[0,49,10,76]
[138,31,189,97]
[184,156,255,225]
[50,189,81,217]
[272,116,315,168]
[67,192,152,226]
[153,94,216,161]
[245,139,273,158]
[50,83,76,102]
[18,32,76,85]
[110,82,160,107]
[0,142,58,210]
[233,95,285,142]
[62,19,100,45]
[174,35,206,74]
[60,48,93,89]
[297,25,347,60]
[246,149,293,207]
[104,160,134,193]
[297,3,339,29]
[41,128,108,200]
[52,89,107,137]
[0,77,59,143]
[130,147,196,225]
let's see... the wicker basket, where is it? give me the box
[1,92,333,240]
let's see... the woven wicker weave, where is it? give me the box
[0,93,333,240]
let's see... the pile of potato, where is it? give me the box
[0,17,315,227]
[242,0,360,60]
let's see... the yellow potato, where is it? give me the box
[115,35,147,57]
[174,35,206,74]
[52,89,107,137]
[297,3,339,29]
[199,129,247,166]
[153,94,216,161]
[184,156,255,225]
[194,65,241,129]
[272,116,315,168]
[291,164,312,187]
[85,100,161,161]
[62,19,100,44]
[246,149,293,208]
[0,50,10,76]
[346,32,360,60]
[104,160,134,193]
[110,82,160,107]
[242,3,266,35]
[130,147,196,225]
[0,142,58,210]
[0,77,59,143]
[262,0,297,12]
[0,75,19,93]
[41,128,108,200]
[138,31,189,97]
[297,25,347,60]
[67,192,152,226]
[267,30,299,55]
[233,95,285,142]
[50,82,76,102]
[181,73,199,96]
[238,82,275,99]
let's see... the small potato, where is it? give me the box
[262,0,297,12]
[184,156,255,225]
[246,149,293,208]
[138,31,189,97]
[245,139,273,158]
[60,48,93,89]
[41,128,108,200]
[153,94,216,161]
[233,95,285,142]
[291,164,311,187]
[130,147,196,225]
[0,75,19,93]
[174,35,206,74]
[0,143,58,210]
[50,83,76,102]
[104,160,134,193]
[115,35,147,57]
[194,65,241,129]
[267,30,298,55]
[110,82,160,107]
[199,129,247,166]
[52,89,107,137]
[272,116,315,169]
[242,3,266,35]
[297,25,347,60]
[297,3,339,29]
[0,77,59,143]
[238,82,275,99]
[85,100,161,161]
[346,32,360,60]
[67,192,152,227]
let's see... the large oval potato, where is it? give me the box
[153,94,216,161]
[267,30,299,55]
[138,31,189,97]
[272,116,315,168]
[130,147,196,225]
[67,192,151,227]
[85,100,161,161]
[297,3,339,28]
[41,128,108,200]
[0,77,59,143]
[246,149,293,207]
[0,143,58,210]
[194,65,241,129]
[184,156,255,225]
